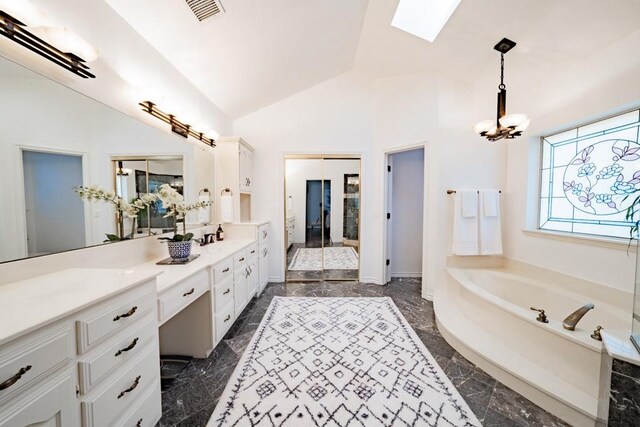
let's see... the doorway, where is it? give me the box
[384,147,425,283]
[285,156,360,282]
[305,180,331,246]
[22,150,86,257]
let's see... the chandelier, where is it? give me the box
[474,38,529,141]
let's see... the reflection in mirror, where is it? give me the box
[112,157,184,238]
[0,56,215,264]
[284,157,360,282]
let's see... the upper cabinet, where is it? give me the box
[239,144,254,193]
[215,137,254,223]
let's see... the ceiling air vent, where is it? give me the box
[185,0,225,21]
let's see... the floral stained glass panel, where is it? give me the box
[539,109,640,239]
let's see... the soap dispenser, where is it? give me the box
[216,224,224,241]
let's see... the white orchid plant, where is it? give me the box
[155,184,213,241]
[75,185,157,242]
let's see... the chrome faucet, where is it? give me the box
[562,304,594,331]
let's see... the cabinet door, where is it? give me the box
[248,259,258,298]
[245,150,253,193]
[233,269,248,317]
[239,146,249,193]
[259,245,269,294]
[0,371,76,427]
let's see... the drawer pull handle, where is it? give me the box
[136,419,143,427]
[223,288,230,295]
[117,375,141,399]
[239,257,245,262]
[0,365,32,391]
[115,337,139,357]
[113,306,137,321]
[251,250,256,254]
[224,315,231,322]
[183,288,195,297]
[222,267,230,273]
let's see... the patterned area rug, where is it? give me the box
[288,247,359,271]
[207,297,480,427]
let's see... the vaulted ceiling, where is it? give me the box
[106,0,640,119]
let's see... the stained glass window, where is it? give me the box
[539,109,640,239]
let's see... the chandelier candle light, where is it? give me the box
[475,38,530,141]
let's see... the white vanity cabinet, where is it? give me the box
[239,143,253,193]
[0,275,161,427]
[215,137,255,223]
[258,223,270,295]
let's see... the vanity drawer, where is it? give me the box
[247,243,258,260]
[213,276,234,311]
[77,286,155,354]
[0,324,72,403]
[81,344,158,427]
[157,270,209,323]
[215,302,235,342]
[233,250,247,270]
[78,314,156,394]
[258,224,270,243]
[213,257,234,283]
[117,378,161,427]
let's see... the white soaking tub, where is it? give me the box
[435,264,633,427]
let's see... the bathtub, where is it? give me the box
[435,265,633,427]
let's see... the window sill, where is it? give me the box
[521,229,637,252]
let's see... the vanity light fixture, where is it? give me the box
[474,38,529,142]
[139,101,216,148]
[0,10,96,78]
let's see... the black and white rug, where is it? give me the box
[288,247,359,271]
[207,297,480,426]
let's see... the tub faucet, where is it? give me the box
[562,304,594,331]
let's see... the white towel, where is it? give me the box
[220,195,234,223]
[483,189,499,217]
[452,190,479,255]
[479,189,502,255]
[198,194,211,224]
[461,189,478,218]
[286,196,293,214]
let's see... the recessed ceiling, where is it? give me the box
[105,0,368,118]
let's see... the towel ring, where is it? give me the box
[221,188,233,196]
[199,188,210,195]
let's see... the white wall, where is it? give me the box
[0,61,216,263]
[389,148,424,276]
[504,30,640,292]
[234,70,508,295]
[285,158,360,244]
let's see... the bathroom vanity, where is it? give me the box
[0,223,271,426]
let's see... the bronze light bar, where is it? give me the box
[0,11,95,79]
[139,101,216,148]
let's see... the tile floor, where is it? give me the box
[159,279,567,426]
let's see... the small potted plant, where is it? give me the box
[155,184,213,260]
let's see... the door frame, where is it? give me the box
[283,153,362,282]
[14,144,90,259]
[383,143,428,285]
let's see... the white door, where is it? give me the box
[248,259,258,297]
[384,155,393,284]
[234,269,248,316]
[259,244,269,293]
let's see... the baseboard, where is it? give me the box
[268,275,284,283]
[361,277,383,285]
[390,272,422,278]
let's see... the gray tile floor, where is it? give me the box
[159,279,567,426]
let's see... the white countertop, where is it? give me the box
[0,267,161,346]
[142,239,255,294]
[602,329,640,367]
[0,238,256,346]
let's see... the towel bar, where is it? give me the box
[447,190,501,194]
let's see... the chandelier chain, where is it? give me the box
[499,53,506,90]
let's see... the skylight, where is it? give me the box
[391,0,461,43]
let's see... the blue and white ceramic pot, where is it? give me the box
[167,241,192,260]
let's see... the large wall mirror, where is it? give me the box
[0,56,215,264]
